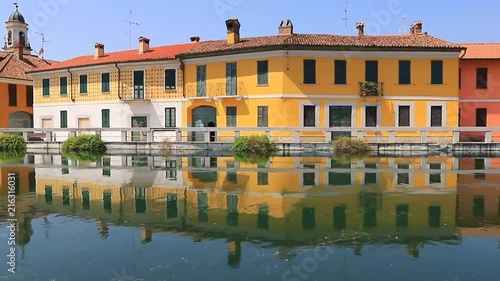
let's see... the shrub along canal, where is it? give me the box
[0,153,499,280]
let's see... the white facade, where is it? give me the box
[33,100,182,142]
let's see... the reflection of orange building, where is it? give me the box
[458,158,500,227]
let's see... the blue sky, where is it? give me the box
[2,0,498,61]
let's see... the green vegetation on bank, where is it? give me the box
[0,134,27,161]
[232,135,277,164]
[62,151,104,163]
[332,137,372,155]
[62,134,107,154]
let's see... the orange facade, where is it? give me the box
[459,44,500,141]
[0,82,33,128]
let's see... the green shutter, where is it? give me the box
[42,79,50,96]
[80,75,87,93]
[60,77,67,95]
[303,60,316,84]
[226,107,237,127]
[165,108,176,127]
[101,73,110,92]
[101,109,110,128]
[431,60,443,84]
[398,60,411,84]
[165,69,176,89]
[257,61,268,85]
[60,111,67,128]
[197,65,206,97]
[334,60,347,84]
[226,63,237,95]
[365,61,378,82]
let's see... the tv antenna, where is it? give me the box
[341,0,351,35]
[121,10,139,50]
[34,32,51,58]
[400,14,407,34]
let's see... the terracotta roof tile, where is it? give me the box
[0,52,55,80]
[31,43,200,73]
[181,33,464,56]
[460,43,500,59]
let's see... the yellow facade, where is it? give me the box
[182,52,460,141]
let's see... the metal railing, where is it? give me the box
[3,126,500,143]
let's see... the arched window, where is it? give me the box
[7,30,12,45]
[19,31,25,46]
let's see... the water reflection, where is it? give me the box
[0,155,499,280]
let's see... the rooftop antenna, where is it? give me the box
[341,0,351,35]
[400,14,407,34]
[121,10,139,50]
[34,32,51,58]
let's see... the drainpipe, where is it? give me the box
[459,47,467,59]
[178,57,186,99]
[67,68,74,102]
[115,63,122,99]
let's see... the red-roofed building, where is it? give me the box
[459,43,500,141]
[28,36,200,141]
[0,4,54,128]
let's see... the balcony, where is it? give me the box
[120,85,151,103]
[185,82,247,101]
[359,81,384,97]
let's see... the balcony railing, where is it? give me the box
[185,82,247,100]
[359,81,384,97]
[120,85,151,102]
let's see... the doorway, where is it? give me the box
[192,106,216,142]
[131,116,148,141]
[476,108,487,127]
[329,105,353,140]
[78,117,90,135]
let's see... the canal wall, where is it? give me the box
[25,141,500,155]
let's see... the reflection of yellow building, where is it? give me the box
[32,155,458,261]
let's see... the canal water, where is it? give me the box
[0,154,499,281]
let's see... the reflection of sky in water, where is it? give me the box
[0,155,499,280]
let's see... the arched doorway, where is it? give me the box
[9,111,32,128]
[192,106,216,142]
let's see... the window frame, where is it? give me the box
[395,102,414,127]
[8,84,17,107]
[257,60,269,85]
[257,106,269,127]
[79,74,88,94]
[301,103,319,127]
[226,106,237,127]
[101,72,110,93]
[165,107,176,127]
[334,60,347,85]
[59,76,68,95]
[42,78,50,96]
[430,60,443,85]
[476,67,488,89]
[164,68,177,90]
[398,60,411,85]
[303,59,316,84]
[101,109,110,128]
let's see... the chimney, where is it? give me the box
[190,36,200,43]
[356,22,365,36]
[278,19,294,35]
[94,43,105,59]
[225,18,241,44]
[410,21,423,34]
[138,36,150,54]
[13,41,22,59]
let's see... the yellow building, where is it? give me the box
[27,37,200,141]
[179,19,464,141]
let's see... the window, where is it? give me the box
[302,208,315,230]
[103,192,112,212]
[476,68,487,89]
[101,72,110,92]
[365,60,378,82]
[135,187,146,214]
[333,205,347,230]
[428,206,441,228]
[473,196,485,217]
[257,164,269,185]
[431,60,443,84]
[166,160,177,180]
[133,71,144,99]
[474,158,485,180]
[257,106,268,127]
[429,163,442,184]
[42,78,50,96]
[329,105,352,139]
[165,107,176,127]
[61,157,69,175]
[334,60,347,84]
[164,69,176,89]
[257,60,268,85]
[364,163,377,185]
[303,105,316,127]
[476,108,487,127]
[398,60,411,84]
[227,194,239,226]
[397,164,410,185]
[226,162,237,183]
[26,86,33,107]
[257,205,269,230]
[430,106,443,127]
[398,105,410,127]
[8,84,17,106]
[226,107,237,127]
[226,62,237,95]
[196,65,206,97]
[365,106,378,127]
[329,159,351,186]
[82,190,90,210]
[79,74,88,93]
[396,204,409,228]
[302,164,316,186]
[166,194,179,219]
[45,185,53,204]
[59,77,67,95]
[101,109,110,128]
[102,157,111,177]
[197,191,209,222]
[303,59,316,84]
[60,110,67,128]
[62,188,70,206]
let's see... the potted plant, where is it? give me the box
[360,81,379,96]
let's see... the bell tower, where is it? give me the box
[3,1,32,55]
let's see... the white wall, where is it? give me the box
[33,100,182,142]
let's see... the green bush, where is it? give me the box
[332,137,371,155]
[62,151,104,163]
[0,133,27,153]
[232,135,277,165]
[62,134,107,153]
[0,151,26,162]
[234,154,271,166]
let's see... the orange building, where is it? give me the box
[0,4,54,128]
[459,43,500,141]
